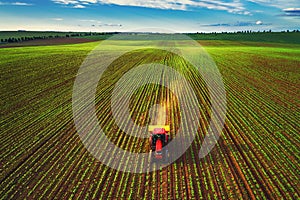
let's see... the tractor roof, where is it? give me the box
[153,128,166,134]
[149,125,170,132]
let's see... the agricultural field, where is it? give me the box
[188,31,300,44]
[0,36,299,199]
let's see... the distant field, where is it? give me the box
[0,39,299,199]
[189,31,300,44]
[73,34,113,40]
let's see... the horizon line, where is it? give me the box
[0,29,299,34]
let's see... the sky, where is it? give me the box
[0,0,299,32]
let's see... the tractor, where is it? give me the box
[149,125,171,161]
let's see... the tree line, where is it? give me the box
[194,29,299,34]
[0,32,109,43]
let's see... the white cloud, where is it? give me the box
[282,7,300,16]
[78,19,121,27]
[99,23,122,27]
[79,19,101,23]
[73,4,85,8]
[80,19,94,22]
[52,0,79,4]
[247,0,300,9]
[51,0,251,14]
[256,20,263,25]
[204,20,267,27]
[283,8,300,11]
[52,18,64,21]
[12,2,32,5]
[0,1,33,6]
[81,0,98,3]
[52,0,86,8]
[98,0,187,10]
[243,11,252,15]
[99,0,247,13]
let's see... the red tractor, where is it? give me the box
[149,125,170,161]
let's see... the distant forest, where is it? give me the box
[188,30,300,44]
[0,31,112,43]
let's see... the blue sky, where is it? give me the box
[0,0,299,32]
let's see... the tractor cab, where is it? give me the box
[149,125,170,160]
[151,128,168,146]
